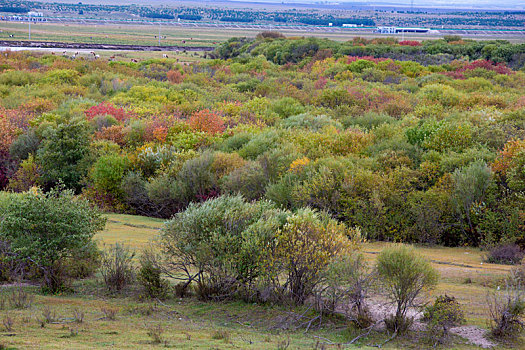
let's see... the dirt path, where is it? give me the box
[450,326,496,348]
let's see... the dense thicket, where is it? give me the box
[0,36,523,247]
[214,36,525,69]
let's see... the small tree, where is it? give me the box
[0,188,105,292]
[37,119,91,192]
[376,245,438,334]
[138,248,169,300]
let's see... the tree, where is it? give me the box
[0,188,106,292]
[376,245,438,334]
[37,119,91,192]
[452,161,492,245]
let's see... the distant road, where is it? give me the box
[0,40,215,51]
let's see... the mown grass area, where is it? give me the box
[0,22,219,47]
[0,213,518,349]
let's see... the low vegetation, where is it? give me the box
[0,32,523,348]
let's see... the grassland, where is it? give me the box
[1,21,524,49]
[0,213,519,349]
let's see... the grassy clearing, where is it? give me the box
[0,213,518,349]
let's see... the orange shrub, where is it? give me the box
[188,109,225,135]
[167,70,184,84]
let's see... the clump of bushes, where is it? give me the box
[423,295,465,345]
[485,244,525,265]
[161,195,360,304]
[319,252,374,328]
[137,249,169,300]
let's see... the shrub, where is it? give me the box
[452,161,492,246]
[89,154,129,204]
[271,97,304,118]
[101,306,118,320]
[145,175,187,218]
[176,152,217,202]
[161,195,288,301]
[63,240,101,279]
[376,245,439,334]
[188,109,225,135]
[8,286,33,309]
[0,188,105,293]
[9,129,40,161]
[281,113,342,131]
[485,244,525,265]
[220,162,269,201]
[146,323,165,345]
[167,69,184,84]
[100,243,135,293]
[268,208,359,305]
[423,295,465,345]
[487,282,525,339]
[319,252,374,327]
[210,151,246,179]
[7,155,41,192]
[238,130,280,160]
[138,249,169,300]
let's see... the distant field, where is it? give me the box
[1,21,524,47]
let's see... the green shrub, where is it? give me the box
[161,195,288,301]
[137,249,169,300]
[271,97,305,118]
[423,295,465,345]
[0,188,106,293]
[220,162,268,201]
[451,161,492,246]
[89,154,129,202]
[238,130,280,160]
[37,119,91,192]
[176,152,217,201]
[376,245,439,334]
[281,113,342,131]
[268,208,359,304]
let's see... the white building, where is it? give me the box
[376,27,438,34]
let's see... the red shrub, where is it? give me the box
[443,59,514,79]
[85,102,131,122]
[188,109,225,135]
[399,40,421,47]
[0,115,20,154]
